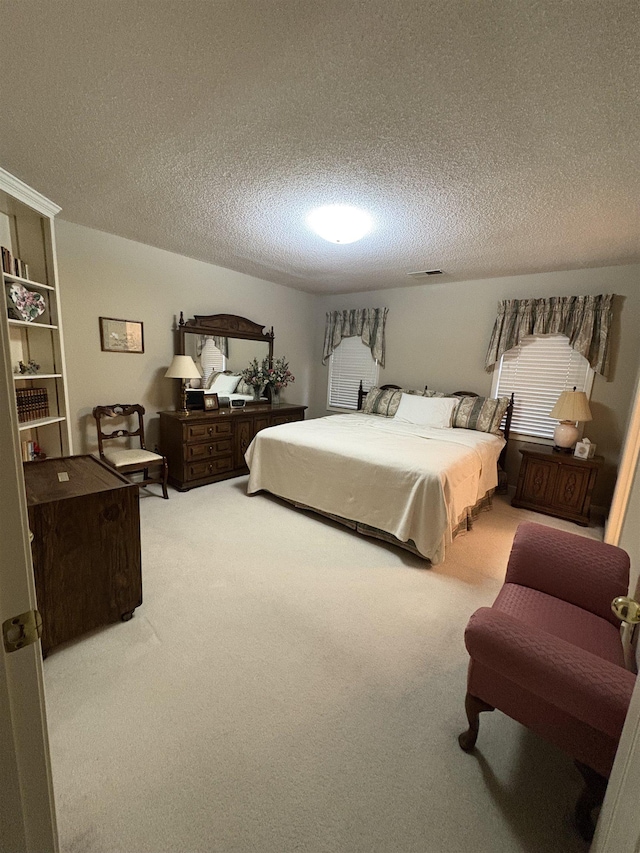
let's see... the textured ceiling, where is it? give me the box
[1,1,639,294]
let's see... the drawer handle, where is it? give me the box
[209,446,213,453]
[208,427,213,436]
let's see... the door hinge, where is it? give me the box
[2,610,43,653]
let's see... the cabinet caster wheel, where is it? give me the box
[121,610,135,622]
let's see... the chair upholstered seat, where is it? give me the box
[104,448,165,468]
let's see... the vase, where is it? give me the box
[272,388,281,407]
[252,384,264,401]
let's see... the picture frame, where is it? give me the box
[99,317,144,353]
[204,393,219,411]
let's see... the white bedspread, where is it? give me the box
[245,414,505,564]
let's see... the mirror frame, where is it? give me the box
[177,312,274,402]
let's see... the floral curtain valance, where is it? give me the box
[485,294,615,378]
[322,307,388,367]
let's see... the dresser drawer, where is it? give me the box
[186,438,232,462]
[270,412,303,426]
[187,456,233,481]
[186,421,232,441]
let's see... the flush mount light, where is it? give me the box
[306,205,373,244]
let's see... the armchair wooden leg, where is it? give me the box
[458,692,494,751]
[574,761,608,843]
[161,459,169,499]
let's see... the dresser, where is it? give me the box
[23,455,142,655]
[159,403,306,490]
[512,443,603,526]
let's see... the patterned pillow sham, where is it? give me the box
[235,378,254,395]
[452,396,510,434]
[363,386,447,416]
[362,387,403,417]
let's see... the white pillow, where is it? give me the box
[209,373,241,395]
[394,393,457,428]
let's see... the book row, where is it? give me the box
[1,245,30,279]
[16,387,49,422]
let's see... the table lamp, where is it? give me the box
[165,355,201,414]
[549,388,592,452]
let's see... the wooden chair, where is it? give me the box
[92,404,168,499]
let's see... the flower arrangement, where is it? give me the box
[265,356,295,391]
[241,357,270,388]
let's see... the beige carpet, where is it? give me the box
[44,480,602,853]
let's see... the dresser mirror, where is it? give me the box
[178,312,274,404]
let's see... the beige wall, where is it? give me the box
[56,221,316,454]
[313,264,640,506]
[54,220,639,510]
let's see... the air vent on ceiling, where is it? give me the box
[407,269,443,279]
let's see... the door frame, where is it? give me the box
[594,367,640,851]
[0,279,58,852]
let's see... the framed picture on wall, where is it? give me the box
[204,393,219,411]
[99,317,144,353]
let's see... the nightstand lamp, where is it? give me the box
[549,388,592,452]
[165,355,201,414]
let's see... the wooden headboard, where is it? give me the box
[356,380,515,477]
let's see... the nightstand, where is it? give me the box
[512,443,603,526]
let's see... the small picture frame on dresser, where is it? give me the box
[204,393,219,411]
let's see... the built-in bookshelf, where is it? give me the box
[0,167,71,462]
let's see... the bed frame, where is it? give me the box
[356,382,515,492]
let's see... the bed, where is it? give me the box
[245,386,513,564]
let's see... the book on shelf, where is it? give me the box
[1,247,29,279]
[15,387,49,422]
[1,246,12,275]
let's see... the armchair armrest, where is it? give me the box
[465,607,635,740]
[505,523,630,625]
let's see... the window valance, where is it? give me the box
[485,294,614,378]
[322,308,388,367]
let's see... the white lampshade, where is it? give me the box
[549,390,593,423]
[549,390,592,450]
[164,355,201,380]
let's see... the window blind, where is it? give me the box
[200,339,226,382]
[327,336,379,410]
[494,335,593,439]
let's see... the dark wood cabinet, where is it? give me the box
[159,403,306,490]
[512,443,602,526]
[23,455,142,655]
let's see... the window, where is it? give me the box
[492,334,594,440]
[200,338,226,383]
[327,336,379,410]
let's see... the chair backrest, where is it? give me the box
[92,404,147,458]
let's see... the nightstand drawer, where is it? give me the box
[186,438,232,462]
[187,456,233,480]
[186,421,232,442]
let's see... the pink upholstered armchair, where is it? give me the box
[459,521,636,840]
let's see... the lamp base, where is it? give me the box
[553,445,574,454]
[553,420,579,451]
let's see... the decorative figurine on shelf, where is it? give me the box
[6,283,46,322]
[16,359,40,375]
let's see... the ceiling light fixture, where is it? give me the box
[306,205,373,244]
